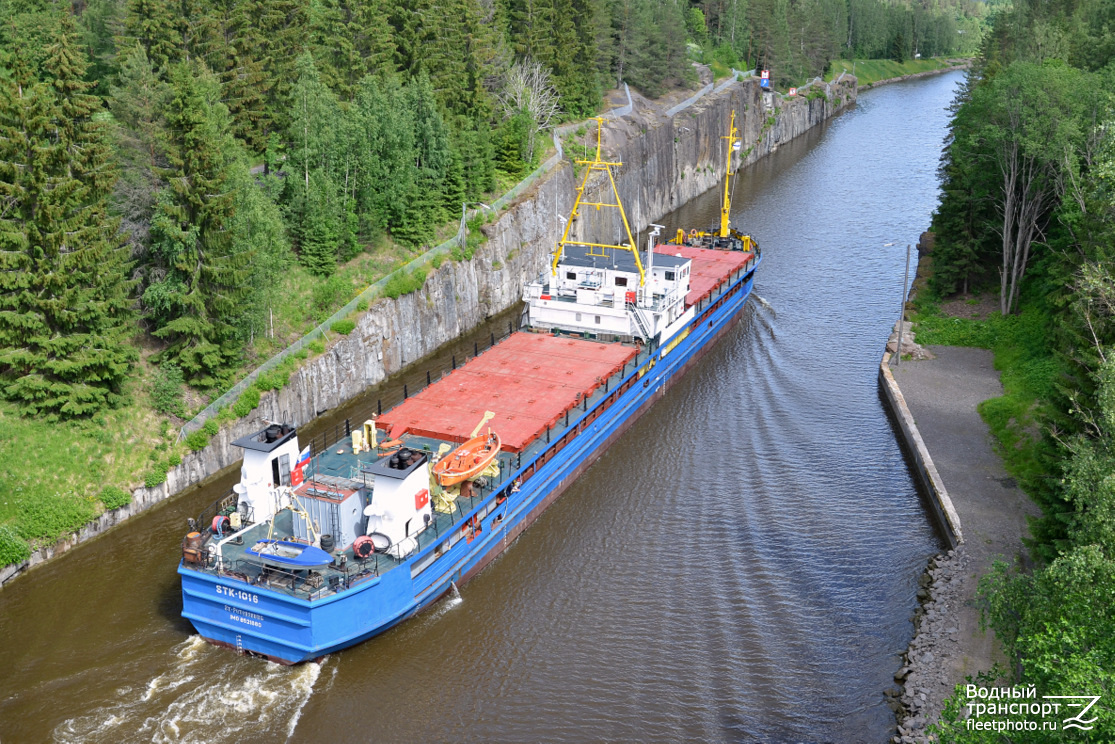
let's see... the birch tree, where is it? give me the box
[497,58,561,164]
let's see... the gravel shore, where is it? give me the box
[886,346,1040,740]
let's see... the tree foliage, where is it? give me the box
[0,22,136,418]
[143,62,250,386]
[925,0,1115,731]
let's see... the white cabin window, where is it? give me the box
[566,271,577,280]
[614,276,628,287]
[664,271,676,281]
[576,312,582,321]
[595,315,601,324]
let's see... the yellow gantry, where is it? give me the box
[553,117,646,286]
[719,110,741,238]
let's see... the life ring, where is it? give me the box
[353,535,375,558]
[689,229,698,240]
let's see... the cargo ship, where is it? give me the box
[178,118,761,664]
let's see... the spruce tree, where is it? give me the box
[143,62,250,386]
[121,0,182,73]
[0,25,137,418]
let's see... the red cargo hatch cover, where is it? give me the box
[376,333,638,452]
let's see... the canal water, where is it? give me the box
[0,70,962,743]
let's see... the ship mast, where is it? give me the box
[719,110,741,238]
[553,117,646,286]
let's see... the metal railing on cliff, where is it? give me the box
[179,72,749,439]
[781,70,850,99]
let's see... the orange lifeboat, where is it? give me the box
[433,432,501,487]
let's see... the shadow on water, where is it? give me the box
[0,71,965,744]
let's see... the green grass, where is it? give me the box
[0,371,170,556]
[826,57,966,87]
[913,301,1060,494]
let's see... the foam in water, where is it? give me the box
[53,637,323,744]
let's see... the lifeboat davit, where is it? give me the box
[433,432,501,486]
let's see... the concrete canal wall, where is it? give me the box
[879,351,963,548]
[1,76,857,587]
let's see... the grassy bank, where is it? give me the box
[0,204,493,570]
[826,57,968,87]
[911,295,1059,497]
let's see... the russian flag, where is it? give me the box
[292,445,312,487]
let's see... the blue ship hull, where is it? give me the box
[180,257,758,664]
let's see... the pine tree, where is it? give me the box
[143,62,250,386]
[0,24,137,418]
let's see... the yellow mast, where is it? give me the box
[553,117,646,286]
[719,110,740,238]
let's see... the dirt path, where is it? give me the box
[887,346,1039,741]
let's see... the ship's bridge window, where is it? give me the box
[614,276,628,287]
[566,271,577,280]
[664,271,676,281]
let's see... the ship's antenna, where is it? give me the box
[719,110,742,238]
[553,117,646,285]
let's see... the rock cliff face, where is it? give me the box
[1,77,856,585]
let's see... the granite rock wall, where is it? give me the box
[1,76,857,586]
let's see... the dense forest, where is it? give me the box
[0,0,985,420]
[921,0,1115,736]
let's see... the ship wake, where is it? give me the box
[53,636,324,744]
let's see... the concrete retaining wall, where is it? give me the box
[879,352,963,547]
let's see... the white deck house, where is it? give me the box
[524,244,694,343]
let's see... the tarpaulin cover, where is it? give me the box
[376,332,637,452]
[656,244,754,307]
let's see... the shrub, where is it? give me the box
[382,266,428,299]
[167,452,182,466]
[185,430,210,451]
[145,462,168,488]
[231,386,262,418]
[313,274,349,313]
[254,368,289,392]
[331,319,356,335]
[202,418,220,436]
[151,362,185,417]
[356,299,368,313]
[0,524,31,565]
[308,339,325,355]
[99,485,131,510]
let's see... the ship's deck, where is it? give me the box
[183,244,757,601]
[656,244,755,308]
[376,333,638,452]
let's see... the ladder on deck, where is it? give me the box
[626,302,652,341]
